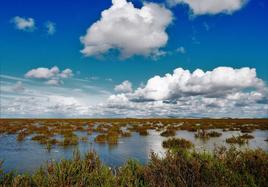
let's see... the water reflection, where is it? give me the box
[0,129,267,173]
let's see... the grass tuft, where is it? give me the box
[160,130,176,137]
[162,138,193,150]
[226,135,249,145]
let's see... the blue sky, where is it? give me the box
[0,0,268,118]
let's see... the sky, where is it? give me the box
[0,0,268,118]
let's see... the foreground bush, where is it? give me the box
[1,147,267,187]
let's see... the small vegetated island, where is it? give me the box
[0,118,268,186]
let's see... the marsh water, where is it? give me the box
[0,129,267,173]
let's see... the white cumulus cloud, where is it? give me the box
[25,66,73,86]
[11,16,35,31]
[103,66,268,118]
[2,66,267,118]
[130,67,264,101]
[114,80,133,93]
[25,66,60,79]
[80,0,173,58]
[167,0,247,15]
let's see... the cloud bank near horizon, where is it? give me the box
[1,66,267,118]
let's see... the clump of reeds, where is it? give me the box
[162,138,193,150]
[160,130,176,137]
[240,127,254,133]
[195,129,222,139]
[180,125,198,132]
[16,130,29,142]
[93,126,108,133]
[94,133,119,145]
[195,129,209,139]
[207,131,222,137]
[138,130,148,136]
[94,134,107,143]
[106,134,118,145]
[47,138,58,145]
[31,135,50,144]
[5,125,23,134]
[226,135,249,145]
[59,134,79,147]
[240,134,254,139]
[80,136,88,142]
[228,127,240,131]
[121,131,131,137]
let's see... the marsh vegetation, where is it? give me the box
[1,145,267,187]
[1,118,267,148]
[0,118,267,175]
